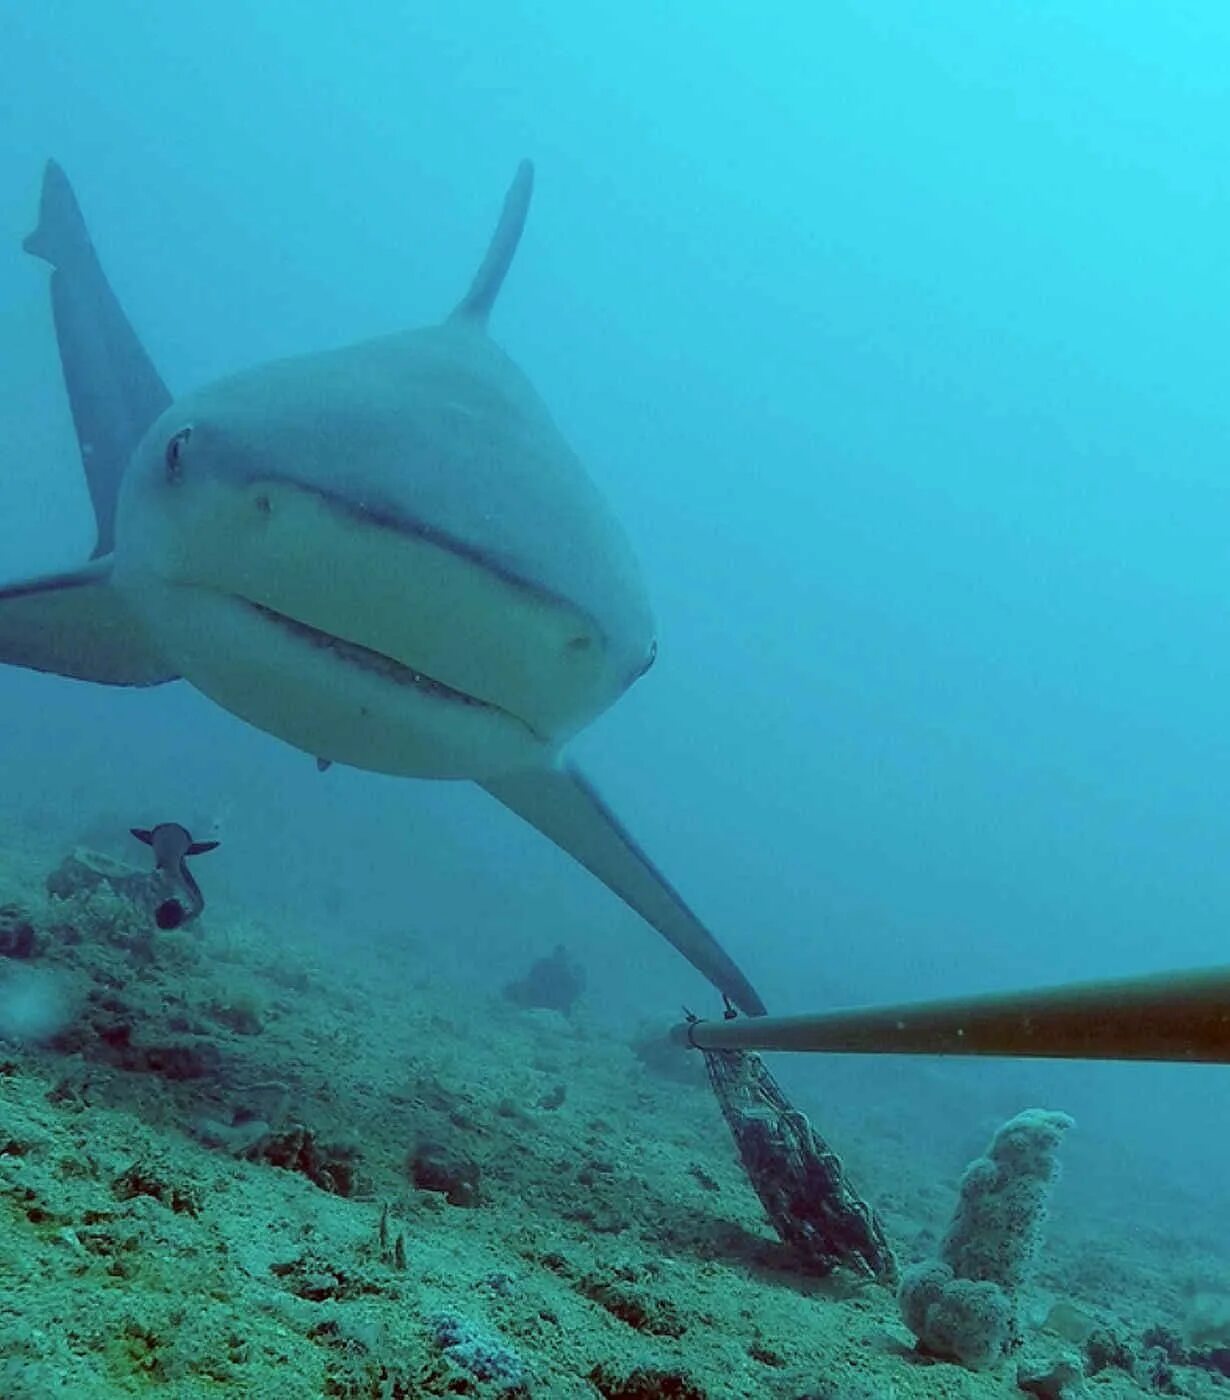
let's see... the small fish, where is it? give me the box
[130,823,219,929]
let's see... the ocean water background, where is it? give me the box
[0,4,1227,1234]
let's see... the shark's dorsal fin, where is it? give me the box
[450,160,534,326]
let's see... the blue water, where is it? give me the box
[0,0,1227,1255]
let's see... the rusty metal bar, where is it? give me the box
[675,965,1230,1063]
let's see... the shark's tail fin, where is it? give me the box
[23,159,92,267]
[21,160,172,558]
[450,159,534,326]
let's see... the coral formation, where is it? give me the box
[430,1310,527,1391]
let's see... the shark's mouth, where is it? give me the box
[243,599,546,742]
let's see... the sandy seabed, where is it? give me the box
[0,830,1224,1400]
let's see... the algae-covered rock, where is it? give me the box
[407,1137,482,1206]
[45,847,148,904]
[0,904,37,959]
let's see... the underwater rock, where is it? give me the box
[1042,1300,1099,1346]
[502,943,585,1014]
[407,1137,481,1206]
[1153,1302,1230,1377]
[107,1029,222,1080]
[270,1250,369,1303]
[43,844,204,938]
[578,1271,687,1337]
[631,1025,706,1084]
[1194,1348,1230,1379]
[588,1362,706,1399]
[784,1376,893,1400]
[308,1313,398,1397]
[137,1039,224,1080]
[536,1081,566,1110]
[1136,1346,1180,1393]
[191,1110,361,1196]
[1016,1347,1088,1398]
[1083,1325,1136,1376]
[45,846,148,904]
[58,998,223,1081]
[112,1160,201,1216]
[206,994,265,1036]
[1140,1323,1186,1360]
[1187,1291,1230,1349]
[1097,1319,1230,1386]
[190,1114,272,1158]
[0,904,36,959]
[259,1124,362,1196]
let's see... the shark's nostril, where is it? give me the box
[253,493,272,516]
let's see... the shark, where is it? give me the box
[0,159,766,1016]
[130,822,220,930]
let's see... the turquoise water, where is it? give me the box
[0,5,1227,1395]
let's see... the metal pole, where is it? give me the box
[675,965,1230,1063]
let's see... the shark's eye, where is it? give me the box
[164,427,193,482]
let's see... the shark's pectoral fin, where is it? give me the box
[0,557,176,686]
[481,761,767,1016]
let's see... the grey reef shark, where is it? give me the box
[130,821,219,930]
[0,159,765,1016]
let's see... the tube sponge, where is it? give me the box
[899,1265,1015,1371]
[899,1108,1074,1369]
[942,1108,1074,1291]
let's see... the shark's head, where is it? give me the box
[112,315,656,778]
[110,163,656,780]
